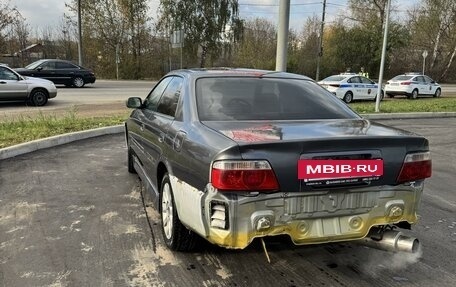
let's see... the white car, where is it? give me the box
[0,64,57,106]
[318,73,383,103]
[385,73,441,99]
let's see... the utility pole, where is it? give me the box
[315,0,326,81]
[375,0,391,113]
[275,0,290,72]
[77,0,83,66]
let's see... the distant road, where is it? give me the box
[441,84,456,95]
[0,80,156,119]
[0,80,454,119]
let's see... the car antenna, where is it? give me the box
[260,238,271,263]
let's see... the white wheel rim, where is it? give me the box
[161,183,173,240]
[74,78,84,87]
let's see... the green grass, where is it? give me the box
[1,97,455,149]
[351,97,456,113]
[0,109,129,149]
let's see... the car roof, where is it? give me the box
[166,67,312,81]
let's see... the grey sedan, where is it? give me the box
[0,64,57,106]
[125,68,431,254]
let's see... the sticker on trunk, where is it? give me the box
[298,159,383,185]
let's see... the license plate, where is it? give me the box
[391,83,399,86]
[298,159,383,182]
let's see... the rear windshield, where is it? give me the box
[391,75,413,81]
[196,77,359,121]
[321,75,345,82]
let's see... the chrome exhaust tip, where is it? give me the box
[359,229,420,253]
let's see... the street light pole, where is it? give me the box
[375,0,391,113]
[275,0,290,72]
[315,0,326,81]
[77,0,83,66]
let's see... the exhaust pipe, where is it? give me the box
[359,229,420,253]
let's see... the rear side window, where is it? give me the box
[41,61,55,70]
[347,77,361,83]
[144,77,173,111]
[157,77,183,117]
[196,77,359,121]
[56,62,77,69]
[392,75,413,81]
[321,76,345,82]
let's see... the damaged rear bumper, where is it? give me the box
[201,182,423,249]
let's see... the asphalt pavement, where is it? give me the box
[0,118,455,287]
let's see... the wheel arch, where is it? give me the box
[29,87,49,98]
[157,162,168,211]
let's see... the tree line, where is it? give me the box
[1,0,456,82]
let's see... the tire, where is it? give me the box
[72,76,85,88]
[410,89,418,99]
[343,92,353,103]
[29,89,48,106]
[434,88,441,98]
[160,173,197,251]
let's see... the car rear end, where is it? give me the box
[318,75,351,100]
[385,75,415,96]
[202,122,430,249]
[195,74,431,249]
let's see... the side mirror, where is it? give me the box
[126,97,143,108]
[36,67,43,71]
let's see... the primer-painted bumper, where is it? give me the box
[202,183,423,249]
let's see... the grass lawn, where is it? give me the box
[1,97,455,149]
[0,109,129,149]
[350,97,456,113]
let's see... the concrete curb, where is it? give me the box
[1,112,455,160]
[0,125,124,160]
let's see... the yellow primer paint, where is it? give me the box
[206,213,417,249]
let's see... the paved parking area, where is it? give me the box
[0,118,455,287]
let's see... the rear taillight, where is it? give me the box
[386,81,390,85]
[401,81,411,85]
[211,160,279,191]
[397,152,432,184]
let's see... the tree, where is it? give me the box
[0,1,22,54]
[66,0,153,79]
[232,18,276,70]
[409,0,456,81]
[157,0,243,67]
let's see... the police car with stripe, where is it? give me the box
[318,73,383,103]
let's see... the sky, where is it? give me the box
[9,0,419,34]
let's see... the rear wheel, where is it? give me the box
[160,173,197,251]
[434,88,441,98]
[343,91,353,103]
[410,89,418,99]
[72,76,85,88]
[29,89,48,106]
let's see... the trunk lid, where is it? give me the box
[204,119,429,191]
